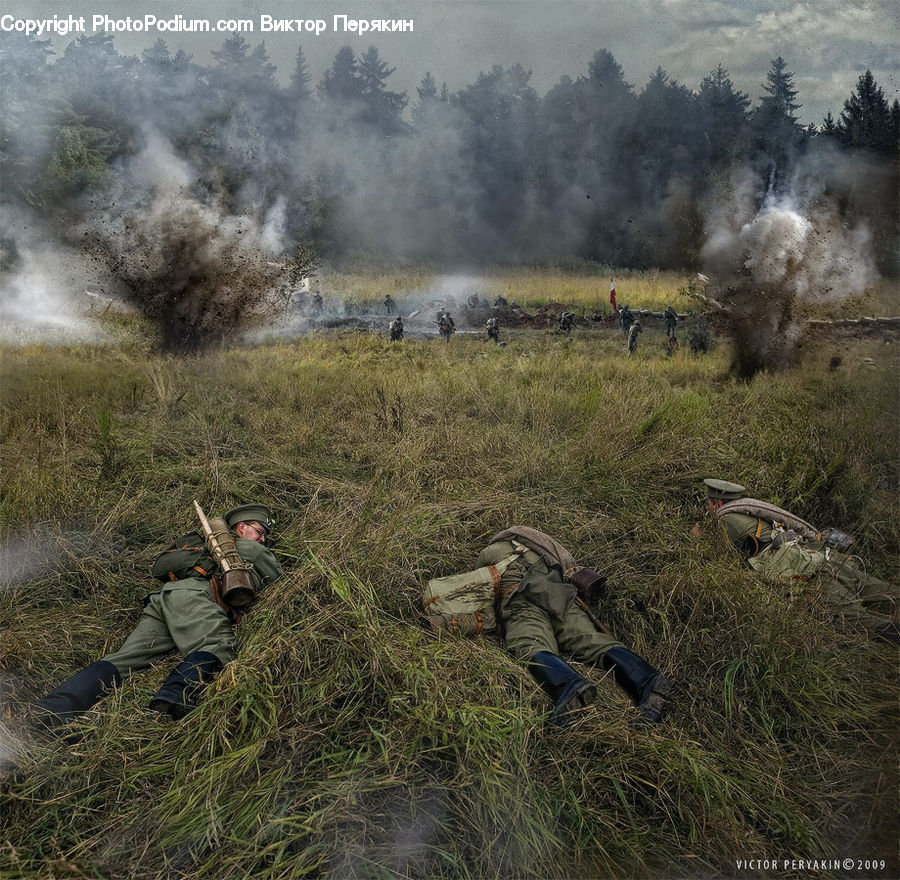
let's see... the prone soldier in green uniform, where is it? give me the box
[476,526,671,727]
[699,479,898,642]
[34,504,284,732]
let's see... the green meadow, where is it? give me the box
[1,269,897,879]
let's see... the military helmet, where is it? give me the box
[225,503,276,532]
[703,479,746,501]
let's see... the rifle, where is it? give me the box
[574,597,612,635]
[193,501,257,608]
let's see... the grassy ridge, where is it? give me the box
[1,278,898,879]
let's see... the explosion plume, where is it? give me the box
[79,130,312,353]
[700,155,878,379]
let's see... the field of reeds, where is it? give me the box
[1,269,897,880]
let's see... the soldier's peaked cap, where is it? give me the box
[703,478,746,501]
[225,503,276,531]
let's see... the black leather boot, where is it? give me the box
[602,647,671,724]
[149,651,223,720]
[33,660,122,733]
[528,651,597,727]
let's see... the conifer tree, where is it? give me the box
[838,69,895,153]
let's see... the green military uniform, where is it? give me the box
[705,479,897,637]
[477,540,623,662]
[664,306,678,340]
[35,503,284,731]
[104,536,282,675]
[627,321,642,354]
[474,528,670,727]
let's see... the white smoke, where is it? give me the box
[0,224,111,344]
[0,535,57,587]
[702,161,877,302]
[699,153,879,376]
[132,126,195,192]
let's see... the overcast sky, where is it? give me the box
[5,0,899,125]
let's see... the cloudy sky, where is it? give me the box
[5,0,899,125]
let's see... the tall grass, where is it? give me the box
[1,277,897,879]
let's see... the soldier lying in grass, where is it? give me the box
[696,479,899,643]
[33,504,283,734]
[425,526,672,728]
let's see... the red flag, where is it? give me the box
[609,279,618,311]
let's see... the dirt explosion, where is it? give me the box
[700,158,878,379]
[78,130,311,353]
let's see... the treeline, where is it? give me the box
[1,32,898,270]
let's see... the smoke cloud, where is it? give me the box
[699,144,878,378]
[0,204,105,343]
[74,128,305,352]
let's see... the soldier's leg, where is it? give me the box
[815,560,898,638]
[502,592,559,660]
[33,661,121,733]
[814,581,896,638]
[854,570,897,615]
[555,604,671,724]
[149,585,236,719]
[102,593,177,677]
[503,594,596,727]
[553,603,623,665]
[34,596,171,733]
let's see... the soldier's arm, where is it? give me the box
[234,538,285,587]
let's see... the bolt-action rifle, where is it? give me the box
[193,500,257,608]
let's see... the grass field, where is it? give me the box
[1,269,897,879]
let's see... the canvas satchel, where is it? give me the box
[421,542,528,636]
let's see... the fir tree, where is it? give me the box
[838,69,894,153]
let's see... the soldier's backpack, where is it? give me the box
[748,541,827,588]
[421,543,528,636]
[150,532,216,582]
[716,498,856,553]
[715,499,820,540]
[715,499,856,553]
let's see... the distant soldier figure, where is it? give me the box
[627,320,643,354]
[664,306,679,342]
[698,479,899,643]
[310,293,323,313]
[438,312,456,342]
[494,294,509,307]
[384,294,396,315]
[591,310,604,323]
[486,316,500,344]
[389,315,404,341]
[559,311,575,335]
[467,293,480,308]
[619,304,635,337]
